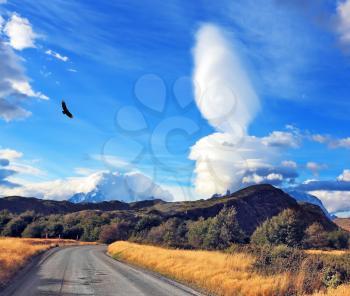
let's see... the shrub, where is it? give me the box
[253,244,306,275]
[146,218,188,248]
[326,230,349,249]
[22,223,45,238]
[303,222,329,249]
[99,222,131,244]
[251,209,305,247]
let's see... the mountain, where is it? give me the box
[68,171,173,203]
[285,189,332,220]
[0,184,337,236]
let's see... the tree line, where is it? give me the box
[0,207,349,250]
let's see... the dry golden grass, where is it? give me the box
[306,250,350,256]
[0,237,94,287]
[311,284,350,296]
[108,241,291,296]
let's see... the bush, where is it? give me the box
[146,218,188,248]
[22,223,45,238]
[99,222,131,244]
[303,222,329,249]
[253,244,306,275]
[326,230,349,249]
[251,209,304,247]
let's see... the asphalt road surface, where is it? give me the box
[1,245,203,296]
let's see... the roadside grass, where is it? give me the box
[0,237,94,288]
[108,241,290,296]
[108,241,350,296]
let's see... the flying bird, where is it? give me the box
[61,100,73,118]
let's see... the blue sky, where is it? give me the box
[1,0,350,214]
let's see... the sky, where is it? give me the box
[1,0,350,215]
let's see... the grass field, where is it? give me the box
[108,241,290,296]
[108,241,350,296]
[0,237,93,288]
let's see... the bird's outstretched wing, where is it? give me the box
[61,100,73,118]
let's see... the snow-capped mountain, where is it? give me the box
[285,189,333,220]
[69,171,173,203]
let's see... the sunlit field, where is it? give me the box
[108,241,350,296]
[108,241,290,296]
[0,237,93,287]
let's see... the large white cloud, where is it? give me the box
[189,24,299,196]
[4,14,37,50]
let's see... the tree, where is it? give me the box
[251,209,305,247]
[2,217,28,237]
[204,206,246,249]
[187,218,210,249]
[0,210,11,233]
[303,223,329,249]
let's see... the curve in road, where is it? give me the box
[0,245,204,296]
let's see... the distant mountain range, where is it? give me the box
[68,171,173,203]
[0,184,338,236]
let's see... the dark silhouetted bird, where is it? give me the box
[61,100,73,118]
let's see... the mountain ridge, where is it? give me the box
[0,184,337,236]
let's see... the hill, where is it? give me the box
[334,218,350,232]
[0,184,337,236]
[0,196,165,215]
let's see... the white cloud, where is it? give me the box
[0,40,49,121]
[337,0,350,45]
[331,137,350,149]
[4,14,37,50]
[9,80,49,100]
[311,134,329,144]
[282,160,297,168]
[74,167,96,176]
[0,149,23,160]
[337,169,350,181]
[68,68,77,73]
[306,162,327,176]
[0,0,7,4]
[309,190,350,213]
[189,24,299,196]
[309,133,350,149]
[261,131,300,148]
[45,49,69,62]
[192,24,259,133]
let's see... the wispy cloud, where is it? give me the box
[0,13,48,121]
[45,49,68,62]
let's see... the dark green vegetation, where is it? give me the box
[0,185,348,250]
